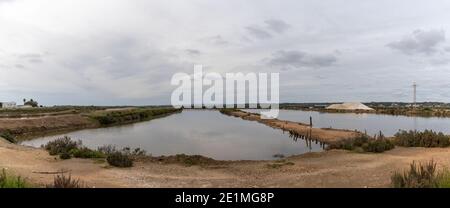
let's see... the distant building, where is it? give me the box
[0,102,17,109]
[326,102,374,111]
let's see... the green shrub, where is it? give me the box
[362,139,395,153]
[47,174,83,188]
[0,169,29,188]
[394,130,450,147]
[391,160,438,188]
[43,136,81,156]
[106,151,133,167]
[70,147,105,159]
[42,138,146,167]
[0,131,16,143]
[329,132,394,153]
[59,152,72,160]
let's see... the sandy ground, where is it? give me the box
[2,138,450,188]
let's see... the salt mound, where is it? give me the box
[326,102,374,110]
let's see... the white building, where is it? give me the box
[0,102,17,108]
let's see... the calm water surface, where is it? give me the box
[20,110,323,160]
[244,109,450,136]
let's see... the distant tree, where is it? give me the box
[24,99,39,107]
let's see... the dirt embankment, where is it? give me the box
[0,114,97,138]
[222,110,362,145]
[0,108,181,139]
[2,137,450,188]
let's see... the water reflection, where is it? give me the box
[285,129,327,150]
[20,110,323,160]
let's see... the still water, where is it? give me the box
[245,109,450,136]
[20,110,323,160]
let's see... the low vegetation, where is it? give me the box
[43,136,104,160]
[266,160,295,169]
[90,108,181,126]
[47,173,84,188]
[394,130,450,148]
[106,151,133,167]
[43,136,83,159]
[42,137,223,168]
[42,137,147,167]
[328,132,395,153]
[391,160,450,188]
[0,131,16,143]
[145,154,220,167]
[0,169,30,188]
[70,147,105,159]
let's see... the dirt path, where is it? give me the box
[223,110,362,144]
[2,138,450,188]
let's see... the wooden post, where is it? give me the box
[309,116,313,140]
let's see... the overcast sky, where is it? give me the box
[1,0,450,106]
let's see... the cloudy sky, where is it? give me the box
[1,0,450,106]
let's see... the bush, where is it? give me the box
[59,152,72,160]
[98,145,146,159]
[391,160,439,188]
[43,136,81,156]
[70,147,105,159]
[0,169,29,188]
[43,137,107,160]
[42,138,145,167]
[97,145,149,167]
[47,174,83,188]
[362,139,395,153]
[394,130,450,147]
[106,151,133,167]
[329,132,395,153]
[0,131,16,143]
[97,145,117,155]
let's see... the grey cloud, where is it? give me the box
[15,64,25,69]
[387,29,446,55]
[246,26,272,39]
[17,53,43,64]
[29,58,42,63]
[201,35,228,45]
[430,58,450,66]
[268,50,337,69]
[18,53,41,59]
[246,19,290,40]
[185,49,201,56]
[264,19,291,34]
